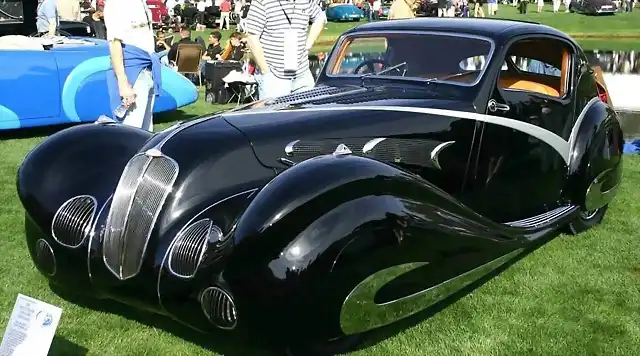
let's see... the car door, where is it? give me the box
[461,36,575,223]
[0,50,60,129]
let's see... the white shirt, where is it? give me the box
[373,0,381,10]
[214,0,222,6]
[104,0,155,54]
[197,1,207,11]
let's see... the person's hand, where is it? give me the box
[118,80,136,108]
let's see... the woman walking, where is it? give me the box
[474,0,485,16]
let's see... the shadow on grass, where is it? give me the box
[48,232,562,356]
[50,336,89,356]
[48,284,276,356]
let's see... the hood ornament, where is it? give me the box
[333,144,352,156]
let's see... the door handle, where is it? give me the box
[487,99,510,113]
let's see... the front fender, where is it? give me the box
[223,154,512,341]
[18,123,152,238]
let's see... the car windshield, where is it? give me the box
[326,32,494,86]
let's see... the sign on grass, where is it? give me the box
[0,294,63,356]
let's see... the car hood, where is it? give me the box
[220,85,477,170]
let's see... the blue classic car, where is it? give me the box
[326,4,364,21]
[0,0,197,130]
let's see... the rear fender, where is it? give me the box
[567,99,623,210]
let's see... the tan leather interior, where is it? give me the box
[498,39,572,98]
[499,77,560,97]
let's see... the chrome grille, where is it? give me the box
[103,151,179,280]
[51,195,97,248]
[168,219,223,279]
[35,239,56,276]
[200,287,237,330]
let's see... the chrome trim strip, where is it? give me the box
[223,105,571,164]
[153,116,216,151]
[157,188,258,313]
[87,194,113,281]
[284,140,299,156]
[325,30,496,88]
[505,205,577,228]
[340,248,524,335]
[430,141,455,170]
[568,96,600,167]
[51,195,98,248]
[362,137,387,154]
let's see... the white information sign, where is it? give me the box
[0,294,63,356]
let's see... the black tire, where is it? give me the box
[569,5,575,12]
[284,335,363,356]
[567,205,609,235]
[205,92,216,103]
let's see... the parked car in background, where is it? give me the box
[326,3,364,21]
[0,0,198,130]
[569,0,617,14]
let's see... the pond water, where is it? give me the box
[309,50,640,140]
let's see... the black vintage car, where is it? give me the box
[17,18,623,355]
[569,0,617,14]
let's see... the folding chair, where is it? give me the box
[175,43,204,86]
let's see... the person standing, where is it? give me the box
[372,0,381,19]
[487,0,497,15]
[36,0,59,37]
[388,0,417,19]
[57,0,80,20]
[103,0,161,131]
[245,0,326,100]
[219,0,232,30]
[82,5,107,39]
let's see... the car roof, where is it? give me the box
[345,18,575,45]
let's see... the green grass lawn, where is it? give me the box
[1,90,639,354]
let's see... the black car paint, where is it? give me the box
[17,18,623,350]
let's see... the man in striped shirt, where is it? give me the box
[245,0,327,99]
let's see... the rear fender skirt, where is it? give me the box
[566,98,623,208]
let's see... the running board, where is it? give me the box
[504,205,578,229]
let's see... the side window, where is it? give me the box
[511,56,561,77]
[498,38,572,98]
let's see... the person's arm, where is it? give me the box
[244,0,268,72]
[45,2,57,36]
[306,1,327,51]
[104,0,136,106]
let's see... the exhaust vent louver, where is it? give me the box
[51,195,97,248]
[168,219,223,279]
[35,239,56,276]
[200,287,237,330]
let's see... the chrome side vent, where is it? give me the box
[51,195,97,248]
[35,239,56,276]
[103,151,179,280]
[168,219,223,279]
[200,287,237,330]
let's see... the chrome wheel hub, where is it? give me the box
[580,208,599,220]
